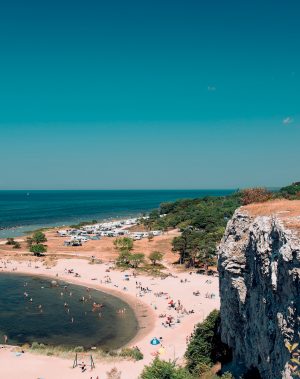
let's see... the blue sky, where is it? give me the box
[0,0,299,189]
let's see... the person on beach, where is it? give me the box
[3,335,8,344]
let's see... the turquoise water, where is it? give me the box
[0,190,235,237]
[0,274,138,350]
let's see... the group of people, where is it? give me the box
[136,281,151,296]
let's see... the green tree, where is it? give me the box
[30,244,47,256]
[197,238,217,273]
[114,237,134,252]
[13,241,21,249]
[140,358,194,379]
[130,253,145,268]
[172,230,192,264]
[149,251,164,265]
[116,249,132,266]
[32,231,47,244]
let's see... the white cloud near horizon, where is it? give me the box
[282,117,294,125]
[208,86,216,91]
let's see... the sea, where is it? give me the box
[0,190,235,238]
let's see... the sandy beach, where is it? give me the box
[0,254,219,379]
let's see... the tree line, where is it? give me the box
[139,183,300,269]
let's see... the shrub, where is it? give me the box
[221,372,234,379]
[280,182,300,199]
[240,188,272,205]
[31,342,40,349]
[107,350,118,357]
[120,347,143,361]
[6,238,21,249]
[140,358,194,379]
[6,238,15,245]
[185,310,231,375]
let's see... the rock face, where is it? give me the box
[218,209,300,379]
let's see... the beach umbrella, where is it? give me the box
[150,337,160,346]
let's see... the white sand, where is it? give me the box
[0,258,219,379]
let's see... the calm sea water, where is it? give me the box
[0,190,235,237]
[0,273,138,350]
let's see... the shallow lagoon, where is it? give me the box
[0,274,138,350]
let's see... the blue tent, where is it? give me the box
[150,337,160,346]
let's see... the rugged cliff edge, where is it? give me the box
[218,201,300,379]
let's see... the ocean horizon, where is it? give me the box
[0,189,235,238]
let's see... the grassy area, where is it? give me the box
[14,343,144,362]
[134,263,168,277]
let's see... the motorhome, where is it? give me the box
[64,240,82,246]
[57,230,69,237]
[71,235,88,242]
[152,230,162,236]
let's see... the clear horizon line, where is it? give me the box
[0,187,279,191]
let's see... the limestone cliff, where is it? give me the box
[218,202,300,379]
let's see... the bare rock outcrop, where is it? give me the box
[218,208,300,379]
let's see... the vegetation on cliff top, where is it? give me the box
[139,183,299,268]
[140,193,241,267]
[280,182,300,199]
